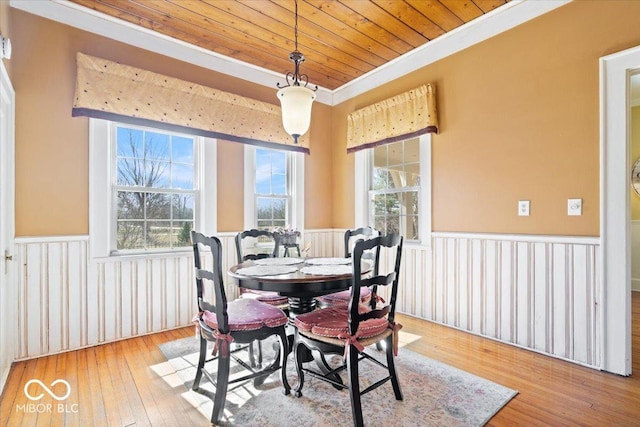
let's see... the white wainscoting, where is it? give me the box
[430,232,601,368]
[15,230,602,369]
[14,230,337,360]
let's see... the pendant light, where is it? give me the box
[276,0,317,144]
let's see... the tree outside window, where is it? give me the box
[115,126,196,250]
[370,138,420,240]
[255,148,288,230]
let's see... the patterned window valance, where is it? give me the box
[72,53,309,153]
[346,83,438,153]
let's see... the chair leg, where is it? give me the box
[385,335,403,401]
[211,352,231,424]
[293,331,306,397]
[278,329,291,395]
[257,340,263,368]
[248,340,262,369]
[192,336,207,391]
[346,345,364,427]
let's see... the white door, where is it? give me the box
[0,60,16,392]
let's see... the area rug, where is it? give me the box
[155,334,517,426]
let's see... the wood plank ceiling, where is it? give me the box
[68,0,510,90]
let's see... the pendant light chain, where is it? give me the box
[294,0,299,52]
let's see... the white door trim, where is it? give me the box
[600,45,640,375]
[0,59,16,392]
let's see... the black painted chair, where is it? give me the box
[235,229,290,367]
[235,229,289,308]
[292,233,403,427]
[191,231,290,424]
[316,227,380,308]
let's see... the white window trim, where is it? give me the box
[244,145,304,231]
[89,118,217,258]
[354,133,432,247]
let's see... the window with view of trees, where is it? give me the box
[255,148,288,230]
[115,126,196,250]
[370,138,420,240]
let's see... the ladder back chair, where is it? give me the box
[191,231,291,424]
[235,229,289,308]
[235,229,289,367]
[292,233,404,427]
[316,227,380,308]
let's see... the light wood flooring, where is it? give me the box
[1,292,639,426]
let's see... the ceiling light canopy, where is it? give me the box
[277,0,317,144]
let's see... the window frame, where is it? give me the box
[244,145,304,232]
[355,134,431,247]
[90,118,217,258]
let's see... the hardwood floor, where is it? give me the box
[1,293,639,426]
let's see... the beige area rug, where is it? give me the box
[155,333,517,426]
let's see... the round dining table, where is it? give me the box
[228,257,371,385]
[227,257,369,316]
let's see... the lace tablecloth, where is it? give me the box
[235,265,299,276]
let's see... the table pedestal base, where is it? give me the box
[287,296,316,317]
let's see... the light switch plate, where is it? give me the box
[568,198,582,216]
[518,200,530,216]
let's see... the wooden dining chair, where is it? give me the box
[235,229,289,308]
[191,231,291,424]
[316,227,380,308]
[292,233,404,427]
[235,229,290,367]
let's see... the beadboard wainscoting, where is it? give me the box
[14,230,337,360]
[14,231,602,369]
[430,233,601,369]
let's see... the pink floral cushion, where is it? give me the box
[316,287,371,306]
[241,289,289,306]
[201,298,288,331]
[294,305,388,339]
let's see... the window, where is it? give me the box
[355,134,431,245]
[90,119,217,257]
[371,139,420,239]
[244,145,304,232]
[255,148,288,229]
[114,126,196,250]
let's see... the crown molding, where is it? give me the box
[10,0,570,106]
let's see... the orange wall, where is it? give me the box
[11,1,640,238]
[333,0,640,236]
[9,10,334,235]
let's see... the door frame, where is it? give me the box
[600,45,640,375]
[0,59,15,392]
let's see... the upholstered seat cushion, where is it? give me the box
[202,298,288,331]
[241,289,289,306]
[316,286,372,306]
[294,305,388,339]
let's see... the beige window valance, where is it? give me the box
[72,53,309,153]
[346,83,438,153]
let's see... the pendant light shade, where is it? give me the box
[277,85,316,143]
[276,0,317,144]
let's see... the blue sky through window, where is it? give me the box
[255,148,286,195]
